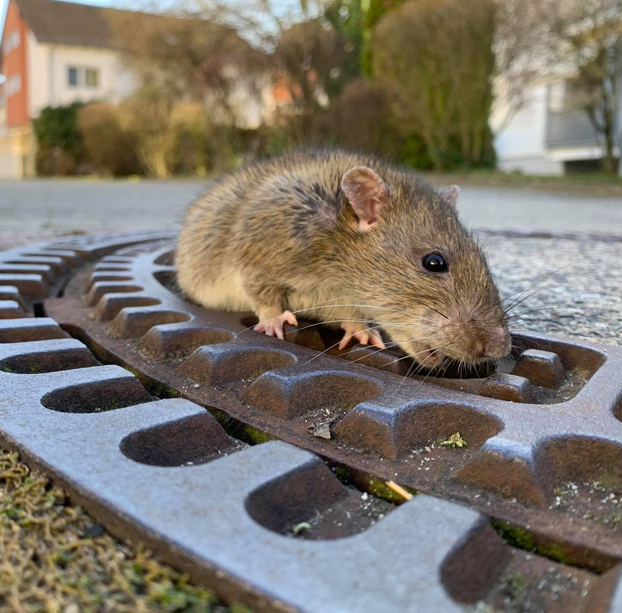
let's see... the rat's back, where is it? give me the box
[175,150,361,311]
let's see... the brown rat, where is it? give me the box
[176,150,511,368]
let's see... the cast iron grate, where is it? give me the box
[1,232,622,612]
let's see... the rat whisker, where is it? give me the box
[427,306,449,320]
[293,319,430,334]
[506,305,559,320]
[502,260,577,315]
[503,279,566,317]
[382,339,453,371]
[346,336,440,367]
[394,340,458,396]
[475,264,573,323]
[300,322,395,366]
[480,202,499,250]
[282,318,390,336]
[483,237,501,255]
[238,304,427,337]
[288,302,426,322]
[438,358,453,382]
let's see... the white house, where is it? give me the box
[0,0,280,178]
[493,78,620,176]
[0,0,143,177]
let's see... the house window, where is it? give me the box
[563,79,595,111]
[85,68,99,88]
[6,74,22,97]
[68,67,79,87]
[3,30,20,56]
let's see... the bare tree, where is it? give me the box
[491,0,544,134]
[107,7,267,125]
[536,0,622,173]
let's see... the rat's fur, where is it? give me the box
[176,150,510,366]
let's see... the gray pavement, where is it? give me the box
[0,179,207,248]
[1,179,622,248]
[456,186,622,235]
[488,236,622,346]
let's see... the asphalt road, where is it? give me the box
[456,186,622,235]
[1,179,621,248]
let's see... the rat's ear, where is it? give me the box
[441,185,460,209]
[341,166,389,231]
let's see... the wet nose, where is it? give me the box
[474,340,486,357]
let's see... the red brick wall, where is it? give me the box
[2,0,30,127]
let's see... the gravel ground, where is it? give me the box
[487,235,622,346]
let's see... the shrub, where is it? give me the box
[118,88,244,178]
[118,86,177,178]
[170,103,242,175]
[372,0,497,169]
[78,102,140,176]
[33,102,86,176]
[316,78,399,156]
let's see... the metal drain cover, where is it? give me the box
[2,231,622,612]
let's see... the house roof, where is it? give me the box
[12,0,138,49]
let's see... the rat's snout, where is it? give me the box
[436,310,511,364]
[472,326,512,360]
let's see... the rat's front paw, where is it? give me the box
[254,309,298,340]
[339,321,385,350]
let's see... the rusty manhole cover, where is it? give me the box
[2,231,622,612]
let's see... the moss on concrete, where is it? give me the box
[243,426,277,445]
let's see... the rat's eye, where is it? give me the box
[422,253,448,273]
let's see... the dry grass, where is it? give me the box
[0,450,246,613]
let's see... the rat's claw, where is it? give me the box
[254,310,298,340]
[339,322,385,350]
[367,328,386,349]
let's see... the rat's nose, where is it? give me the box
[474,340,486,357]
[480,327,511,359]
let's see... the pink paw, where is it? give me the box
[254,310,298,340]
[339,321,385,350]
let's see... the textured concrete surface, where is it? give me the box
[487,236,622,345]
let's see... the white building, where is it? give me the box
[493,78,620,176]
[0,0,272,178]
[0,0,143,177]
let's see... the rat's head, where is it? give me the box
[340,165,511,369]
